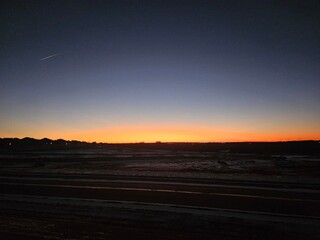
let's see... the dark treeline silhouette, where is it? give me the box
[1,137,320,155]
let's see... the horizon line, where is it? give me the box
[1,136,319,144]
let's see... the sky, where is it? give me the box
[1,0,319,143]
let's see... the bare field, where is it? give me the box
[1,147,319,182]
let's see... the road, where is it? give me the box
[1,173,320,239]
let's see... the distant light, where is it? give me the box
[9,142,11,146]
[50,142,52,145]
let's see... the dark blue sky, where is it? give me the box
[1,0,319,142]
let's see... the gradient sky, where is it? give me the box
[1,0,320,142]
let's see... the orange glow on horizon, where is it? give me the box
[4,124,318,143]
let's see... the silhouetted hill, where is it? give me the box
[0,137,94,151]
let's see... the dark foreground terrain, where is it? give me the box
[1,141,320,239]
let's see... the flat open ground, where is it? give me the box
[1,145,320,239]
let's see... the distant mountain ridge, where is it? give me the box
[0,137,96,150]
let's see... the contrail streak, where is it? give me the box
[40,53,62,61]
